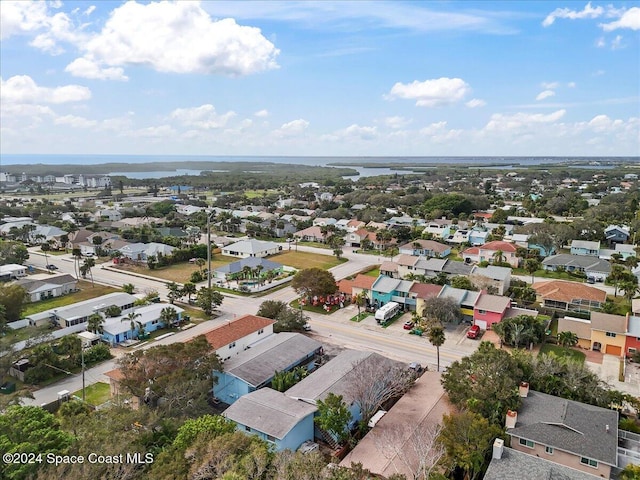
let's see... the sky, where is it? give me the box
[1,0,639,157]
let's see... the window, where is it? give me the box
[519,438,534,449]
[629,348,637,354]
[266,435,276,442]
[545,446,554,455]
[258,329,264,335]
[478,309,487,315]
[606,332,617,338]
[580,457,598,468]
[229,342,236,349]
[245,426,251,432]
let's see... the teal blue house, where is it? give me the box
[370,275,416,310]
[223,388,317,452]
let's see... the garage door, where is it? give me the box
[475,320,487,330]
[605,345,622,356]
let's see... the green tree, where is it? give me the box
[196,287,224,316]
[81,257,95,286]
[620,464,640,480]
[122,311,141,336]
[172,415,236,450]
[40,240,51,269]
[167,282,182,304]
[0,405,74,480]
[122,283,136,294]
[291,267,338,302]
[160,306,178,327]
[608,264,627,297]
[492,315,546,348]
[438,411,502,480]
[620,280,640,310]
[441,342,522,425]
[0,239,29,264]
[421,296,462,324]
[182,282,197,302]
[0,284,28,322]
[104,305,122,317]
[524,258,541,284]
[87,312,105,334]
[315,392,353,445]
[427,325,446,372]
[450,276,476,291]
[557,331,579,348]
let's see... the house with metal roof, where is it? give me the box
[570,240,601,257]
[223,387,317,452]
[101,303,184,346]
[506,388,619,478]
[213,257,283,281]
[14,273,77,302]
[221,239,281,258]
[213,333,322,405]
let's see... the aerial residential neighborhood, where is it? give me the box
[1,1,639,479]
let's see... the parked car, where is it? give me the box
[403,321,415,330]
[467,325,481,339]
[303,323,311,332]
[45,264,58,270]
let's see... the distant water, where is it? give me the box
[2,153,637,167]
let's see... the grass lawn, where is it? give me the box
[22,281,119,317]
[5,324,53,344]
[539,343,586,364]
[350,312,371,322]
[113,256,236,283]
[72,382,111,406]
[270,251,345,270]
[512,268,586,283]
[362,268,380,278]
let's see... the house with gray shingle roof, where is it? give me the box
[213,333,322,405]
[507,389,619,478]
[542,254,611,281]
[223,387,317,452]
[221,239,281,258]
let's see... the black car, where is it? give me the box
[45,264,58,270]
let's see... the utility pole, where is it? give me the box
[207,212,212,290]
[82,346,85,402]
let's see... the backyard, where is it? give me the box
[71,382,111,406]
[112,256,236,283]
[539,343,586,364]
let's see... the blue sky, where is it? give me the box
[1,1,639,157]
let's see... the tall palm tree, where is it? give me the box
[87,313,105,334]
[195,258,206,273]
[122,311,141,338]
[182,282,197,302]
[620,281,640,310]
[557,331,578,348]
[524,258,541,285]
[609,264,626,297]
[427,325,446,372]
[241,265,252,281]
[41,241,51,270]
[72,247,82,278]
[82,257,96,286]
[160,306,178,327]
[492,249,506,265]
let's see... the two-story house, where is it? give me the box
[370,275,416,311]
[473,293,511,330]
[506,387,619,478]
[570,240,601,257]
[462,241,519,268]
[604,224,630,245]
[398,239,451,258]
[203,314,276,361]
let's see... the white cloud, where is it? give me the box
[74,1,279,77]
[0,75,91,104]
[541,81,559,89]
[466,98,486,108]
[65,57,128,81]
[128,125,176,138]
[254,109,269,117]
[567,82,576,88]
[587,114,624,132]
[383,116,412,129]
[387,77,470,107]
[484,110,567,132]
[611,34,624,49]
[273,119,309,137]
[84,6,96,16]
[535,90,556,101]
[596,36,606,47]
[419,121,463,143]
[600,7,640,31]
[170,104,236,129]
[323,124,378,141]
[0,1,52,39]
[542,2,604,27]
[54,114,97,128]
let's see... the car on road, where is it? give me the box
[467,325,481,339]
[303,323,311,331]
[45,264,58,270]
[403,321,415,330]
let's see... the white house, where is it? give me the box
[14,273,77,302]
[202,314,276,362]
[221,239,282,258]
[0,264,27,281]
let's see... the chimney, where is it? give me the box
[519,381,530,398]
[493,438,504,459]
[506,410,517,429]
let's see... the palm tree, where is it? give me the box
[620,281,640,310]
[72,247,82,278]
[524,258,541,285]
[609,264,626,297]
[87,313,105,334]
[82,257,95,286]
[492,249,506,265]
[160,306,178,327]
[41,241,51,270]
[182,282,197,302]
[557,331,579,348]
[353,291,367,319]
[427,325,446,372]
[122,311,141,338]
[195,258,206,273]
[241,265,252,281]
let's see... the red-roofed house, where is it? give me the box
[337,274,376,302]
[462,240,519,268]
[473,293,511,330]
[294,226,330,243]
[412,283,443,314]
[202,314,276,362]
[533,280,607,312]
